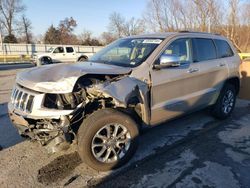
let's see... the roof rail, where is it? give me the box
[178,30,221,35]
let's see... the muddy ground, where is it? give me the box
[1,64,250,188]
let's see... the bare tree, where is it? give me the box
[44,24,60,44]
[58,17,77,33]
[144,0,190,32]
[100,32,116,45]
[79,29,92,42]
[43,17,78,45]
[20,15,32,43]
[79,30,101,46]
[224,0,241,51]
[124,17,145,36]
[97,0,250,52]
[0,0,25,36]
[143,0,168,32]
[143,0,222,32]
[108,12,126,37]
[58,17,77,44]
[234,1,250,52]
[108,12,145,38]
[241,2,250,26]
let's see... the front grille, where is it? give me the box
[11,86,35,113]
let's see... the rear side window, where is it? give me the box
[192,38,217,62]
[214,39,234,58]
[66,47,74,53]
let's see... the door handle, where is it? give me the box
[188,68,199,73]
[219,63,226,67]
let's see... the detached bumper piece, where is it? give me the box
[8,111,30,135]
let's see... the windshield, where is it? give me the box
[47,47,54,52]
[89,38,163,67]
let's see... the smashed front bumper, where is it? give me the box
[8,102,73,153]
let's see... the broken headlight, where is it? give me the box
[43,91,85,110]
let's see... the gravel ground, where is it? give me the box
[1,64,250,188]
[99,100,250,188]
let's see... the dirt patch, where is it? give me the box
[37,152,82,185]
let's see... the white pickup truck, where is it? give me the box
[32,46,92,66]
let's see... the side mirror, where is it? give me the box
[154,55,181,69]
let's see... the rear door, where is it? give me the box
[192,38,229,106]
[65,47,76,62]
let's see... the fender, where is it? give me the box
[86,77,150,124]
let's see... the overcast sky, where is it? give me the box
[23,0,148,37]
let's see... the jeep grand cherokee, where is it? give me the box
[8,32,241,171]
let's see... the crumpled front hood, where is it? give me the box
[16,62,132,93]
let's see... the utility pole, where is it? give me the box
[0,23,3,51]
[0,22,6,63]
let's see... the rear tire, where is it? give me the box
[211,84,236,119]
[77,109,139,171]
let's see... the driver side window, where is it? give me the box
[54,47,64,53]
[161,38,191,62]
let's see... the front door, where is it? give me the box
[150,38,202,125]
[51,47,66,62]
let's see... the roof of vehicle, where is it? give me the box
[127,31,227,40]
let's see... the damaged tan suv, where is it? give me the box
[8,32,240,171]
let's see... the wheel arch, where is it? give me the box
[39,56,52,61]
[224,76,240,95]
[77,55,88,61]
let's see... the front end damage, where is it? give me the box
[8,110,72,153]
[8,73,150,153]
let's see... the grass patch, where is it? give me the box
[0,55,31,62]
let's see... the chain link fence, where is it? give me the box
[0,43,103,55]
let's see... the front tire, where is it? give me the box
[38,57,52,66]
[77,109,139,171]
[211,84,236,119]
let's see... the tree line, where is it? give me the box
[0,0,250,52]
[143,0,250,52]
